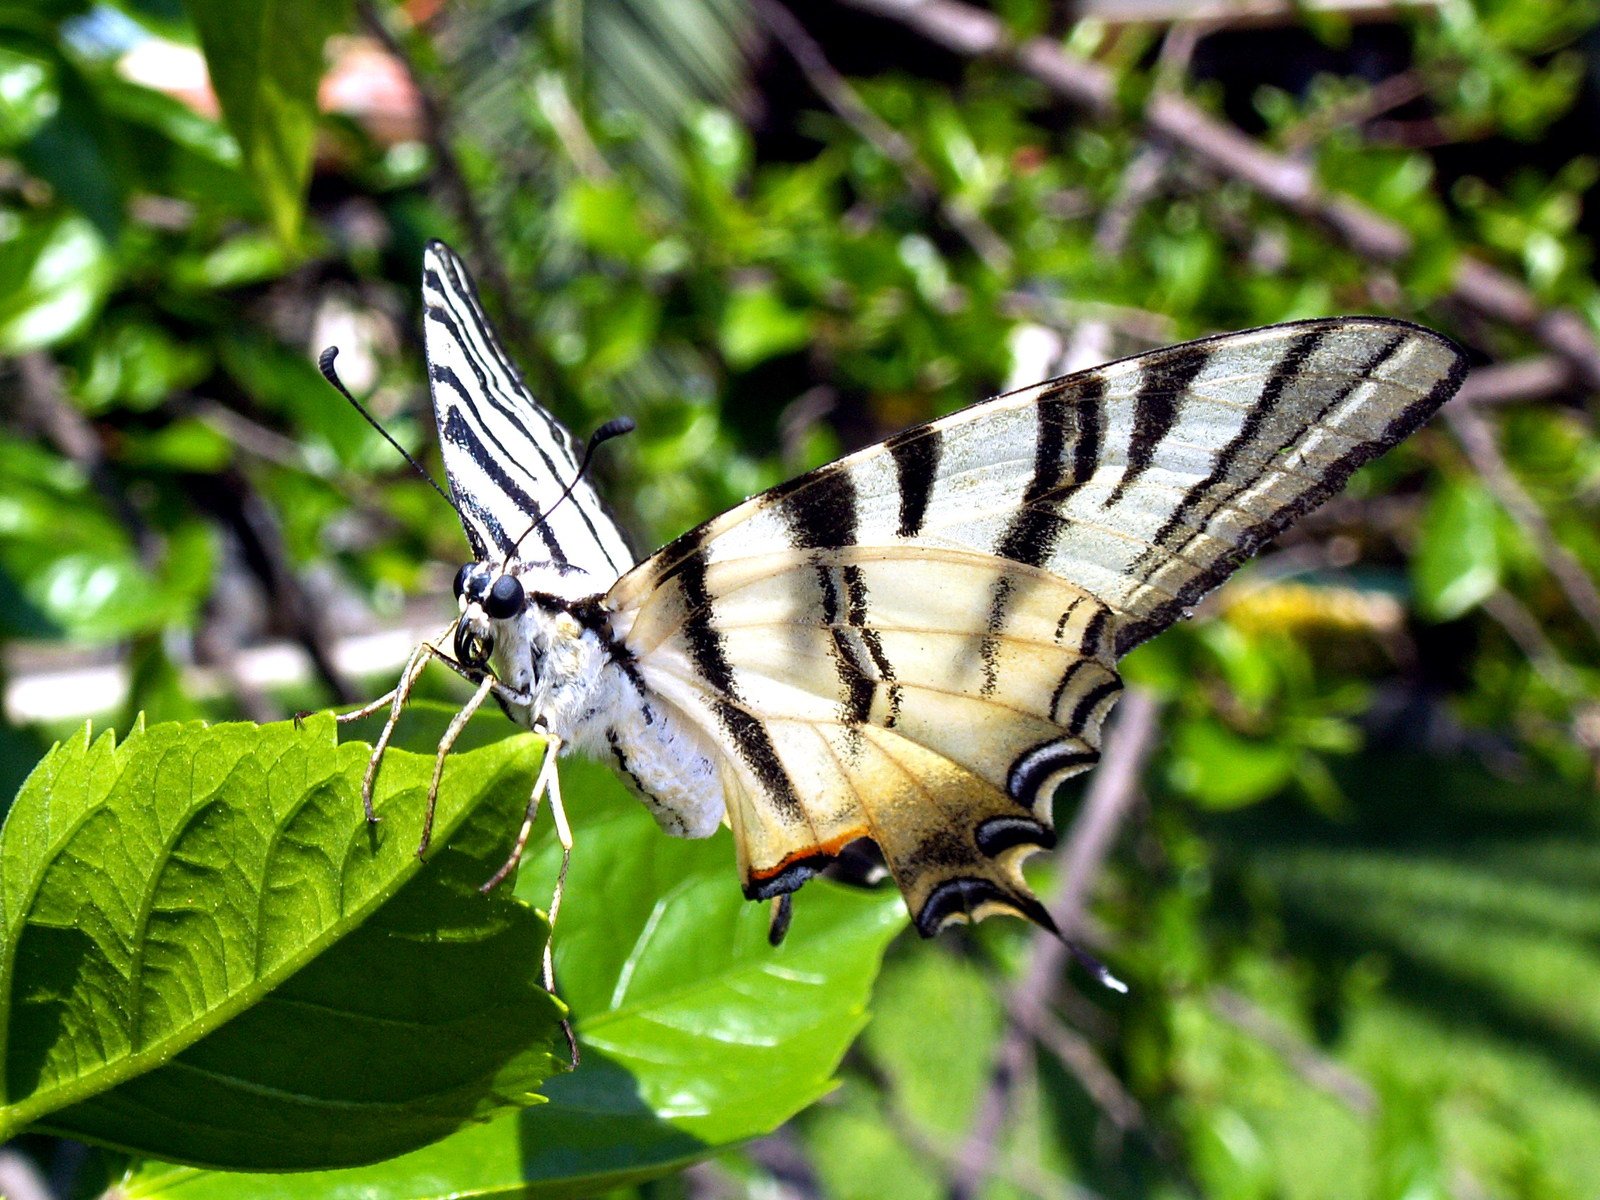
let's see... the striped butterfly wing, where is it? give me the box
[609,319,1468,934]
[422,241,634,579]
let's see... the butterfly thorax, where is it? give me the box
[455,559,727,840]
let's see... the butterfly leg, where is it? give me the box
[479,733,579,1063]
[416,672,498,858]
[481,732,563,893]
[334,630,529,829]
[544,757,579,1066]
[346,637,439,824]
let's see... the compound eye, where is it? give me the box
[483,574,525,620]
[452,563,474,600]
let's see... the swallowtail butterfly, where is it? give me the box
[349,240,1468,954]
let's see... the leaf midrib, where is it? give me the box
[0,744,537,1137]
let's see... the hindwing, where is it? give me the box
[609,318,1468,934]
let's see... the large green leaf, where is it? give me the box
[0,713,564,1167]
[117,755,907,1198]
[181,0,351,245]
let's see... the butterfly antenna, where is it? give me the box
[318,346,458,514]
[512,417,636,555]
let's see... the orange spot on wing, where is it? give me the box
[750,828,870,881]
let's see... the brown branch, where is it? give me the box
[1452,356,1577,408]
[754,0,1013,274]
[200,468,362,706]
[1481,588,1586,700]
[1210,987,1377,1116]
[884,1093,1107,1200]
[950,688,1162,1200]
[837,0,1600,390]
[1279,70,1428,153]
[1010,999,1148,1133]
[1446,403,1600,648]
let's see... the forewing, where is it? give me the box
[422,240,634,579]
[609,318,1468,933]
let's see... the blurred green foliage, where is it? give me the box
[2,0,1600,1196]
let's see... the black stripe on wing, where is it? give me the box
[423,241,634,575]
[673,524,806,822]
[1113,326,1468,654]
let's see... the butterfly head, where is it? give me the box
[451,561,526,671]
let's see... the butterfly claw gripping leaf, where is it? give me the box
[358,239,1468,943]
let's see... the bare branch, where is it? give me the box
[1481,588,1587,701]
[838,0,1600,390]
[1446,403,1600,648]
[1052,688,1163,932]
[754,0,1013,274]
[1010,998,1148,1133]
[1210,987,1377,1116]
[1453,356,1576,408]
[950,689,1162,1200]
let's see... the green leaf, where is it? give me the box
[1412,477,1502,620]
[19,52,128,241]
[0,210,113,351]
[118,756,906,1197]
[98,76,254,214]
[719,283,813,369]
[0,42,57,147]
[802,1080,944,1200]
[522,758,905,1136]
[0,713,563,1167]
[181,0,351,245]
[1168,719,1300,810]
[559,179,655,263]
[860,949,1004,1138]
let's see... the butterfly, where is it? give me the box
[344,239,1467,969]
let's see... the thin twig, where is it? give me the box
[950,689,1163,1200]
[1279,70,1428,152]
[1452,356,1576,408]
[1446,403,1600,649]
[838,0,1600,390]
[1059,144,1173,373]
[198,468,362,705]
[1010,999,1147,1133]
[876,1096,1103,1200]
[754,0,1013,274]
[1210,987,1377,1116]
[999,291,1176,347]
[1050,688,1162,931]
[1481,588,1587,700]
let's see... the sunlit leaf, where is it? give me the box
[115,754,905,1196]
[182,0,351,244]
[1413,477,1501,621]
[0,211,113,351]
[0,714,563,1167]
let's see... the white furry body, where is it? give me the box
[474,577,727,840]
